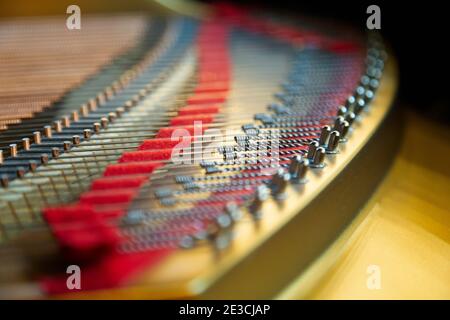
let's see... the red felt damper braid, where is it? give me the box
[91,175,148,190]
[156,125,209,138]
[138,137,192,150]
[40,249,171,294]
[119,149,173,162]
[177,104,220,116]
[198,73,230,83]
[194,82,229,93]
[40,18,232,294]
[169,114,215,126]
[43,205,122,261]
[79,188,139,205]
[186,92,228,105]
[103,161,163,176]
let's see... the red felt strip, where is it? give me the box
[40,18,234,295]
[137,137,192,150]
[43,205,122,261]
[91,175,148,190]
[169,114,215,126]
[40,249,171,294]
[119,149,173,162]
[177,104,220,116]
[156,125,208,138]
[103,162,162,176]
[79,189,139,205]
[194,82,229,93]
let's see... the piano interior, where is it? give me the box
[0,0,448,300]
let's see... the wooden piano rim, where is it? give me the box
[46,55,400,299]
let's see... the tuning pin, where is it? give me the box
[22,138,30,151]
[93,123,101,134]
[80,104,89,117]
[242,124,259,136]
[53,120,62,133]
[112,80,122,93]
[139,89,148,99]
[83,129,92,140]
[345,112,356,125]
[307,141,319,160]
[311,147,326,168]
[289,155,309,184]
[364,89,374,102]
[360,75,371,87]
[16,167,26,179]
[326,131,340,153]
[249,184,270,218]
[119,74,130,87]
[63,141,71,152]
[337,106,348,116]
[270,168,290,200]
[340,121,350,142]
[367,66,382,79]
[366,54,377,67]
[61,116,71,128]
[96,93,105,106]
[345,95,356,109]
[51,147,60,158]
[108,112,117,123]
[206,221,231,251]
[131,94,140,106]
[235,135,249,148]
[33,131,41,144]
[87,98,97,112]
[105,86,114,99]
[71,111,79,122]
[369,78,379,91]
[100,117,109,129]
[225,201,242,222]
[334,116,345,132]
[319,125,331,146]
[9,144,17,157]
[1,175,9,188]
[215,213,233,230]
[353,98,366,115]
[116,107,125,118]
[72,135,81,146]
[40,154,49,165]
[205,222,220,243]
[43,126,52,138]
[145,83,153,92]
[289,155,300,176]
[355,86,365,99]
[124,101,133,111]
[29,160,37,172]
[179,235,196,249]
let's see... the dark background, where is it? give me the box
[203,0,448,122]
[0,0,447,121]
